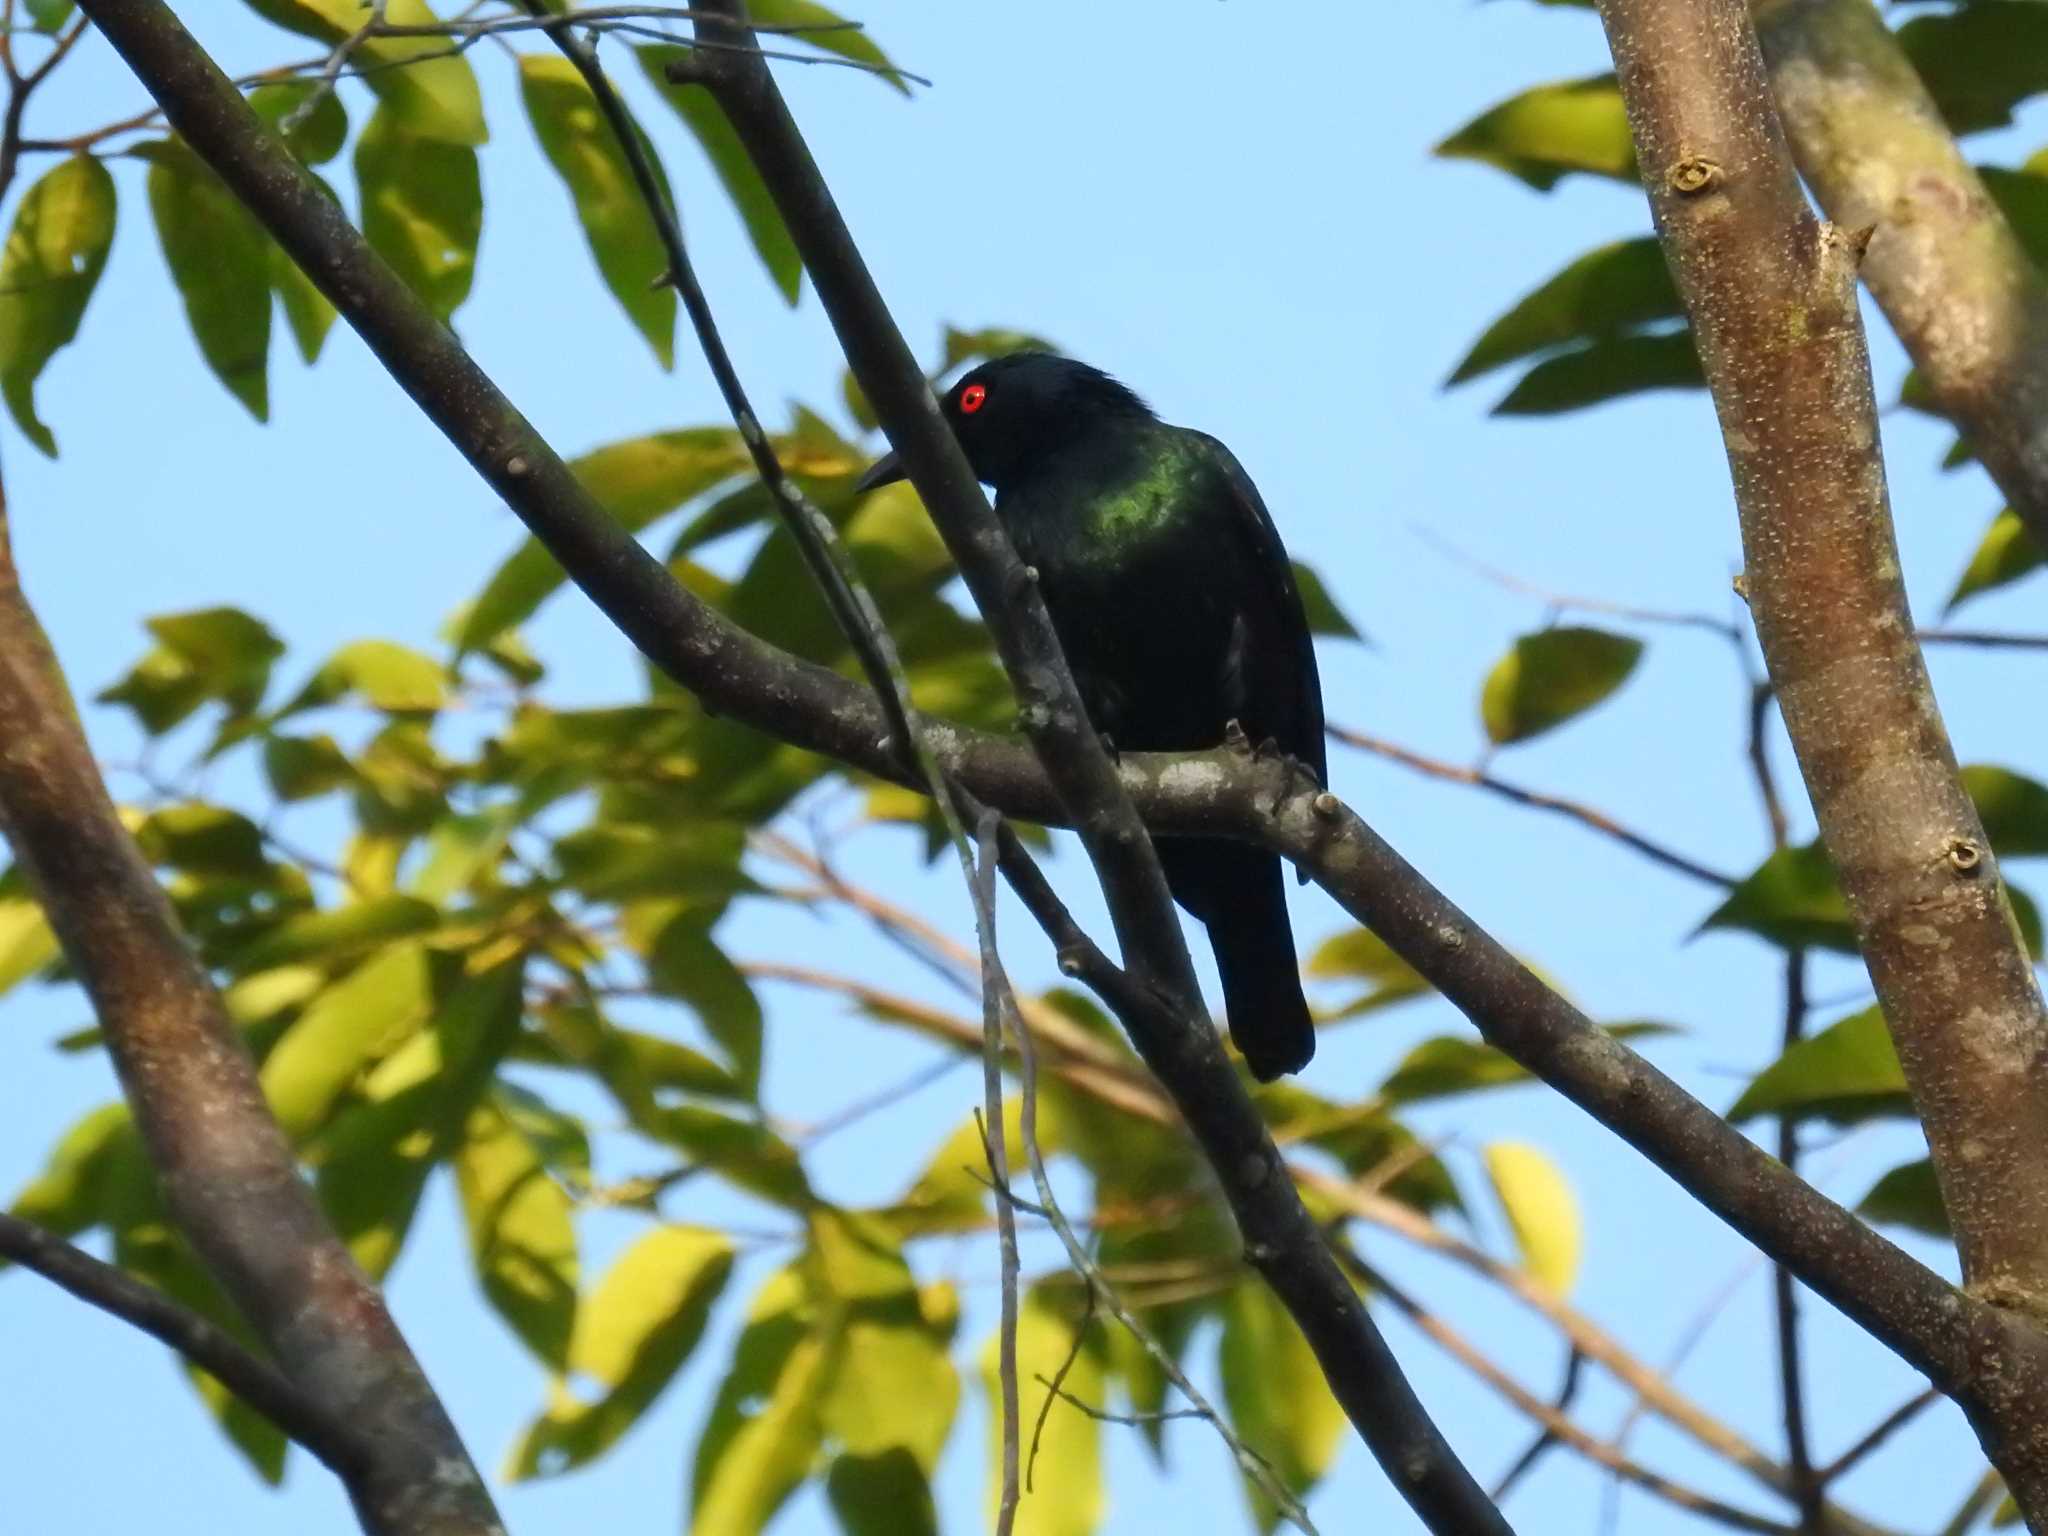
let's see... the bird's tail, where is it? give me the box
[1159,839,1316,1080]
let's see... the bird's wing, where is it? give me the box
[1189,431,1328,790]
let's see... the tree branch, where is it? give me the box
[1589,0,2048,1513]
[1752,0,2048,552]
[0,1212,363,1476]
[0,468,497,1527]
[73,0,2032,1511]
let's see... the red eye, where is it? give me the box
[959,383,988,414]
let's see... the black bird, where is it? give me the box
[858,353,1327,1079]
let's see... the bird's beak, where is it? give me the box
[854,449,907,494]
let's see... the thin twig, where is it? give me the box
[1490,1349,1585,1499]
[1774,950,1822,1531]
[1331,724,1735,887]
[0,1212,364,1475]
[1816,1388,1942,1485]
[1939,1469,2004,1536]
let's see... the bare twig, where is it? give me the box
[1331,723,1735,887]
[1490,1349,1585,1500]
[1774,950,1822,1532]
[1817,1388,1943,1486]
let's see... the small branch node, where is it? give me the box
[1312,791,1342,821]
[1667,155,1722,195]
[1945,837,1984,876]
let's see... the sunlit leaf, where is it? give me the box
[0,155,115,454]
[285,638,448,714]
[1946,510,2043,612]
[638,47,802,303]
[1449,238,1679,384]
[260,940,436,1136]
[456,429,748,650]
[509,1225,735,1478]
[141,141,270,419]
[1480,625,1643,745]
[984,1285,1104,1536]
[237,0,486,145]
[1435,75,1635,191]
[355,105,480,323]
[749,0,910,94]
[1483,1141,1581,1296]
[456,1093,580,1369]
[0,888,57,998]
[1220,1282,1345,1532]
[8,1102,133,1238]
[520,55,675,366]
[24,1,74,33]
[1304,925,1432,1019]
[690,1266,830,1536]
[1729,1004,1909,1126]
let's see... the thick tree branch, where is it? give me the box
[1752,0,2048,551]
[0,1212,362,1475]
[0,491,497,1527]
[1589,0,2048,1516]
[74,1,2041,1515]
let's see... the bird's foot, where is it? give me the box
[1097,731,1121,765]
[1222,719,1253,756]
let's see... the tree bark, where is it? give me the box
[1754,0,2048,553]
[1590,0,2048,1520]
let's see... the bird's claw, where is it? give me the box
[1223,719,1253,756]
[1097,731,1121,765]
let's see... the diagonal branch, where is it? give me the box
[0,1212,363,1476]
[0,474,497,1526]
[1589,0,2048,1516]
[1751,0,2048,552]
[72,0,2026,1507]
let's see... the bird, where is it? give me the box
[857,352,1327,1079]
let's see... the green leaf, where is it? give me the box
[1899,2,2048,134]
[988,1285,1105,1536]
[263,732,354,802]
[1483,1141,1581,1296]
[1859,1158,1948,1238]
[519,56,675,366]
[1728,1005,1909,1125]
[1981,163,2048,269]
[690,1267,831,1536]
[638,47,802,303]
[287,638,448,714]
[0,888,57,998]
[24,1,75,32]
[260,940,436,1137]
[1304,925,1431,1019]
[355,105,479,323]
[828,1448,939,1536]
[142,141,271,420]
[237,0,486,145]
[456,1094,580,1369]
[1699,843,1853,951]
[813,1210,957,1472]
[1493,329,1704,414]
[647,911,764,1093]
[1946,510,2043,611]
[1965,765,2048,858]
[137,803,271,880]
[1480,625,1643,745]
[98,606,285,736]
[640,1104,810,1207]
[749,0,910,94]
[1435,75,1635,191]
[247,81,348,165]
[456,429,748,650]
[235,894,439,972]
[1449,238,1680,383]
[1220,1282,1346,1532]
[1380,1023,1673,1104]
[272,239,338,364]
[509,1225,736,1478]
[1291,561,1363,642]
[9,1102,133,1238]
[0,155,115,454]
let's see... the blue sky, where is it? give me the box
[4,3,2042,1533]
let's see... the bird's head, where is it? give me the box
[855,352,1152,497]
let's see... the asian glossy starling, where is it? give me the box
[857,352,1326,1079]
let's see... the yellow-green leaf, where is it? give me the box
[259,940,436,1136]
[690,1266,831,1536]
[749,0,909,94]
[985,1285,1104,1536]
[1947,510,2043,612]
[1436,75,1635,191]
[1966,764,2048,858]
[1480,625,1642,745]
[456,1094,580,1369]
[287,638,448,714]
[1304,925,1431,1020]
[234,892,439,969]
[1484,1141,1581,1296]
[520,55,675,366]
[248,80,348,166]
[0,155,115,454]
[1219,1282,1346,1532]
[9,1102,133,1238]
[1728,1006,1909,1125]
[509,1224,735,1479]
[238,0,486,145]
[143,141,271,420]
[0,889,57,998]
[1859,1158,1948,1237]
[637,46,801,303]
[355,105,480,323]
[456,429,748,650]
